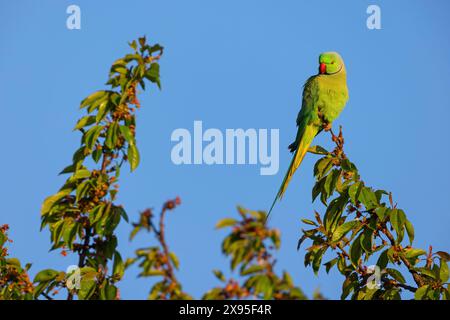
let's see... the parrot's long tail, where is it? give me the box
[266,124,317,221]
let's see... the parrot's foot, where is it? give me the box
[288,142,297,153]
[322,122,332,132]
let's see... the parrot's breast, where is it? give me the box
[317,74,348,124]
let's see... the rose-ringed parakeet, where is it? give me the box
[268,52,349,217]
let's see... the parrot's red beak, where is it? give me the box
[319,63,326,74]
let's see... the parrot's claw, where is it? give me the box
[288,142,297,153]
[322,122,332,132]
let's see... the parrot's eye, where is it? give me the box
[331,61,335,64]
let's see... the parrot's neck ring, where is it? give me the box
[327,64,343,75]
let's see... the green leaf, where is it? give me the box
[96,100,109,123]
[128,40,138,51]
[216,218,237,229]
[337,255,347,274]
[124,54,142,65]
[312,248,325,275]
[105,122,119,149]
[41,187,72,216]
[363,288,378,300]
[92,148,102,163]
[119,125,135,145]
[308,145,329,155]
[134,64,146,78]
[78,278,96,300]
[72,169,91,180]
[350,233,363,267]
[111,58,126,68]
[76,180,91,202]
[341,159,357,173]
[312,177,325,202]
[241,265,264,276]
[323,169,340,198]
[313,157,333,180]
[80,91,108,109]
[386,268,406,284]
[414,285,429,300]
[138,36,146,47]
[405,219,415,245]
[72,146,87,164]
[103,235,118,259]
[348,182,362,205]
[169,252,180,270]
[141,269,165,277]
[374,189,388,201]
[383,288,401,300]
[301,219,317,226]
[111,65,128,75]
[390,209,406,243]
[377,249,389,269]
[129,226,141,241]
[113,251,125,280]
[33,269,59,283]
[253,275,272,299]
[323,195,347,232]
[145,63,161,88]
[148,43,163,55]
[114,206,129,223]
[6,258,21,268]
[324,257,339,273]
[213,270,226,282]
[341,274,358,299]
[51,219,65,246]
[80,266,98,280]
[33,281,50,298]
[331,220,360,242]
[128,144,140,172]
[404,248,426,260]
[84,125,103,151]
[416,267,437,279]
[62,219,78,248]
[444,287,450,300]
[374,207,387,221]
[440,259,449,283]
[282,271,293,286]
[0,232,6,247]
[89,204,106,224]
[102,207,121,235]
[360,228,373,255]
[358,187,378,210]
[59,164,77,175]
[102,283,118,300]
[74,116,96,130]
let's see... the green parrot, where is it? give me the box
[268,52,349,217]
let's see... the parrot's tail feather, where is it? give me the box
[266,125,317,223]
[276,143,309,199]
[266,190,281,222]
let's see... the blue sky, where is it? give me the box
[1,0,449,299]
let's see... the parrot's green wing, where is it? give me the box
[289,76,321,152]
[267,76,321,217]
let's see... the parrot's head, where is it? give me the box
[318,52,345,75]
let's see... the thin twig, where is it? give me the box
[41,291,54,300]
[158,206,177,285]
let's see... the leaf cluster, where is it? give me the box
[203,207,306,300]
[35,36,163,300]
[299,129,449,300]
